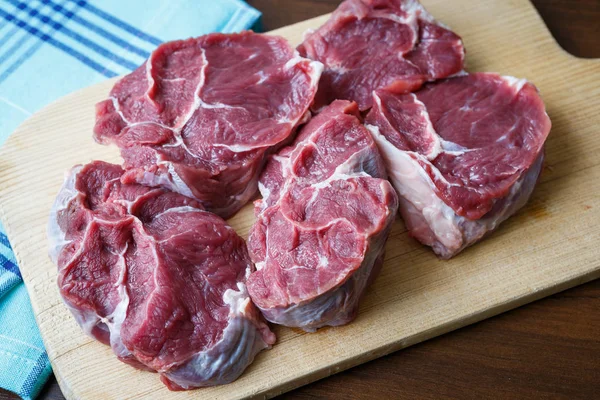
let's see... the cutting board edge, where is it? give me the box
[1,1,599,399]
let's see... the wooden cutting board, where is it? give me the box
[1,1,599,399]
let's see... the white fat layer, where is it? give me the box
[304,56,324,90]
[311,147,374,192]
[257,181,271,203]
[140,161,195,199]
[439,138,468,152]
[114,199,135,214]
[302,28,315,42]
[126,120,171,131]
[256,70,268,84]
[47,165,83,264]
[318,254,329,269]
[223,282,252,315]
[254,261,266,272]
[284,52,309,71]
[297,108,312,126]
[152,205,204,220]
[502,75,527,93]
[404,0,434,22]
[193,50,247,113]
[373,92,469,159]
[143,58,155,102]
[411,94,442,160]
[282,55,322,130]
[368,123,544,258]
[450,69,469,78]
[368,124,463,253]
[213,142,265,152]
[106,242,131,359]
[110,96,131,125]
[304,145,373,210]
[372,93,465,189]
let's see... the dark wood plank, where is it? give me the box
[530,0,600,59]
[2,1,598,399]
[248,0,339,31]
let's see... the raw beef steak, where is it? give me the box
[48,161,275,390]
[94,32,322,218]
[246,100,398,332]
[298,0,464,111]
[365,73,551,258]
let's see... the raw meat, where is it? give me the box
[365,72,551,258]
[298,0,465,111]
[94,32,322,219]
[246,100,398,332]
[48,161,275,390]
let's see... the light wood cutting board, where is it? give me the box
[1,1,599,399]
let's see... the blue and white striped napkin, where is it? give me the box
[0,1,260,398]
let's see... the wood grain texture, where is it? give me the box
[1,1,600,399]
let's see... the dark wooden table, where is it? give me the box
[1,1,599,399]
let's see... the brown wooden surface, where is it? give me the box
[1,1,599,399]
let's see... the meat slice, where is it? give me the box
[365,73,551,258]
[298,0,464,110]
[48,161,275,390]
[94,32,322,218]
[246,100,398,332]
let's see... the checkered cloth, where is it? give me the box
[0,1,260,398]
